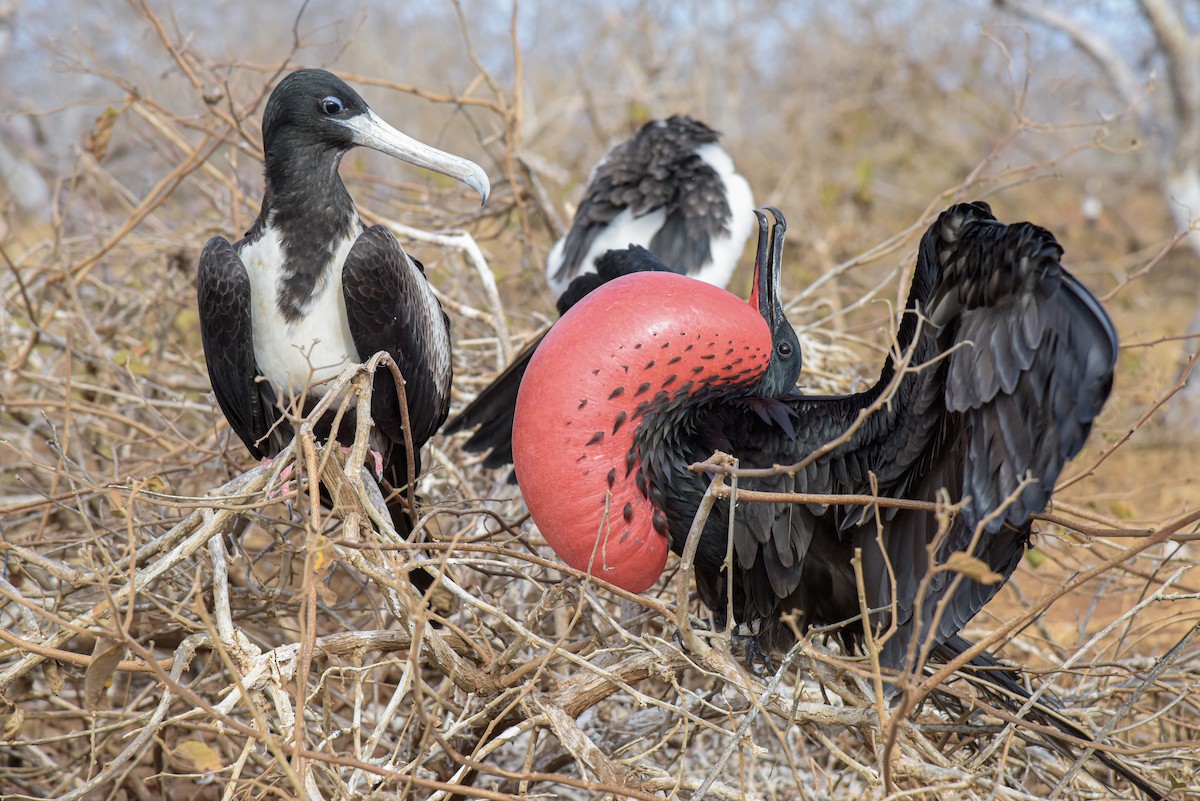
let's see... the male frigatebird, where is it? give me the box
[446,115,753,468]
[512,205,1161,798]
[197,69,489,535]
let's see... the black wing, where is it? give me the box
[197,236,279,459]
[550,116,729,287]
[700,202,1117,670]
[342,225,453,484]
[448,247,675,470]
[443,332,543,470]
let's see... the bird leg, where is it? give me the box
[732,632,776,676]
[341,446,384,481]
[262,456,297,500]
[673,616,778,676]
[672,615,713,651]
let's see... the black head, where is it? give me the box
[260,68,489,201]
[262,69,369,155]
[749,207,802,396]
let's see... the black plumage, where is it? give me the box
[446,247,675,468]
[197,69,488,535]
[663,205,1116,671]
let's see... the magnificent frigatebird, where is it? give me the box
[511,205,1160,798]
[446,115,753,468]
[197,69,489,535]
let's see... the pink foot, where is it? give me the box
[339,446,384,480]
[263,457,296,500]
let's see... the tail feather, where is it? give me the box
[932,634,1163,800]
[385,496,439,597]
[379,459,442,602]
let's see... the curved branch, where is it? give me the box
[995,0,1153,133]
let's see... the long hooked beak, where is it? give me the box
[750,206,787,328]
[341,110,491,203]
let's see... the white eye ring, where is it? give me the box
[321,96,344,115]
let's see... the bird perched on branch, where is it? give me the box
[197,69,489,539]
[511,204,1160,798]
[445,115,753,469]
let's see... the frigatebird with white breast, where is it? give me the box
[511,204,1161,798]
[197,68,489,537]
[446,115,753,468]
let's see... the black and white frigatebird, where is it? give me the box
[544,114,754,297]
[445,115,753,468]
[511,205,1160,798]
[197,69,489,535]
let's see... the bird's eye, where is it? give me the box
[321,96,344,115]
[778,342,793,357]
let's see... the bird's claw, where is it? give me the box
[733,633,776,676]
[672,617,712,649]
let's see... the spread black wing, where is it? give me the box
[448,247,675,471]
[342,224,453,487]
[691,202,1117,672]
[197,236,280,459]
[550,116,729,287]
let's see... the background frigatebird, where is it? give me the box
[445,115,753,469]
[511,204,1160,798]
[197,69,489,535]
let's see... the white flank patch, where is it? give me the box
[693,143,755,290]
[241,221,363,401]
[545,206,668,298]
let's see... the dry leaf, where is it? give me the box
[83,107,120,162]
[43,660,65,695]
[175,739,223,773]
[142,475,167,494]
[310,534,334,576]
[84,639,126,710]
[943,551,1002,585]
[2,706,24,741]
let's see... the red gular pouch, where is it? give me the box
[513,271,772,592]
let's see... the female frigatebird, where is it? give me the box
[445,115,754,469]
[197,69,489,533]
[512,204,1161,797]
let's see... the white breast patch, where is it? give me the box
[241,223,363,401]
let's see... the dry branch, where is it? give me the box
[1,6,1198,801]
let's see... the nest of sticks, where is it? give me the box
[1,32,1198,801]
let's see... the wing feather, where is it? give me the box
[342,225,453,481]
[549,117,728,287]
[196,236,278,458]
[701,202,1117,669]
